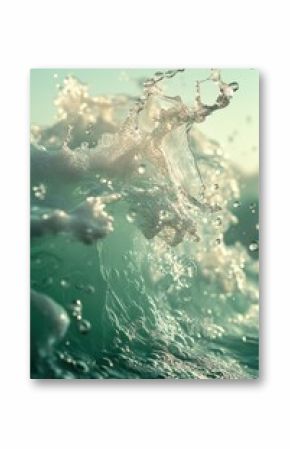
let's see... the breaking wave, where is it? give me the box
[30,69,259,379]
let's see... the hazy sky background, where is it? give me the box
[31,68,259,174]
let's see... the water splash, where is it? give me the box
[30,69,259,379]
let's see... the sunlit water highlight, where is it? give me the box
[30,69,259,379]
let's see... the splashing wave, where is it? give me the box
[30,69,259,379]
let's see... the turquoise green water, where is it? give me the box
[30,69,259,379]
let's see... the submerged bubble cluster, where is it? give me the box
[70,299,92,335]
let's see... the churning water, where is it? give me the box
[30,69,259,379]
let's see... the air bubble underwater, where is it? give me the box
[60,279,70,289]
[78,319,91,334]
[69,299,92,335]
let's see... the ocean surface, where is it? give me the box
[30,69,259,379]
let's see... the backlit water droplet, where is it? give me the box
[138,164,146,175]
[126,211,137,223]
[233,200,241,208]
[33,183,47,200]
[249,241,259,252]
[60,279,69,288]
[70,299,82,318]
[249,202,257,214]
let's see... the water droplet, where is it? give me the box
[249,241,259,252]
[242,336,247,343]
[126,211,137,223]
[137,164,146,175]
[53,73,58,79]
[60,279,69,288]
[249,202,257,214]
[233,200,241,208]
[32,183,47,200]
[78,319,91,334]
[70,299,82,318]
